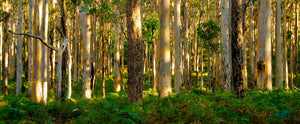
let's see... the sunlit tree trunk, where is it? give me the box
[41,0,49,103]
[257,0,272,90]
[275,0,283,88]
[174,0,182,93]
[221,0,231,90]
[127,0,144,103]
[283,0,288,88]
[158,0,171,98]
[231,0,246,98]
[16,0,23,95]
[114,10,121,92]
[80,2,92,99]
[200,0,204,90]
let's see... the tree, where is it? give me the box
[80,2,92,99]
[221,0,231,90]
[127,0,144,103]
[257,0,272,90]
[16,0,23,95]
[231,0,246,98]
[183,0,190,90]
[174,0,183,93]
[276,0,282,88]
[114,9,121,92]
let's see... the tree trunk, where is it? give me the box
[42,0,49,104]
[73,6,79,85]
[0,10,2,83]
[201,0,204,90]
[257,0,272,90]
[60,0,68,99]
[16,0,23,95]
[174,0,182,93]
[127,0,144,103]
[276,0,283,88]
[8,4,14,80]
[231,0,246,98]
[249,0,256,89]
[114,10,121,92]
[28,0,34,99]
[158,0,171,98]
[3,12,9,95]
[283,0,288,88]
[221,0,231,90]
[294,0,298,87]
[183,0,190,91]
[80,2,92,99]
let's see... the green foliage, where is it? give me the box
[142,12,159,46]
[1,74,300,123]
[197,20,220,41]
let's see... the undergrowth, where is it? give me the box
[0,73,300,123]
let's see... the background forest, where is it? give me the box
[0,0,300,123]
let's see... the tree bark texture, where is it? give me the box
[127,0,144,103]
[16,0,23,95]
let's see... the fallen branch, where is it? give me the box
[293,86,300,92]
[9,30,57,51]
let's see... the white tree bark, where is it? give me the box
[221,0,231,90]
[257,0,272,90]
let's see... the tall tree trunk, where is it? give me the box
[283,0,288,88]
[257,0,272,90]
[221,0,231,90]
[41,0,49,104]
[249,0,256,89]
[294,0,298,88]
[73,6,79,85]
[200,0,204,90]
[3,11,9,95]
[183,0,190,91]
[174,0,182,93]
[60,0,68,99]
[16,0,23,95]
[114,10,121,92]
[158,0,171,98]
[276,0,283,88]
[0,10,2,83]
[80,2,92,99]
[8,2,14,80]
[28,0,34,99]
[231,0,246,98]
[127,0,144,103]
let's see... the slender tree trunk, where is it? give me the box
[0,10,2,83]
[42,0,49,104]
[67,37,71,99]
[276,0,283,88]
[283,0,288,88]
[3,11,9,95]
[183,0,190,91]
[73,6,79,85]
[60,0,68,99]
[231,0,246,98]
[127,0,144,103]
[8,3,14,80]
[249,0,256,89]
[294,0,298,88]
[221,0,231,90]
[174,0,182,93]
[201,0,204,90]
[16,0,23,95]
[114,10,121,92]
[28,0,34,99]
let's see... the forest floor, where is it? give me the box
[0,72,300,123]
